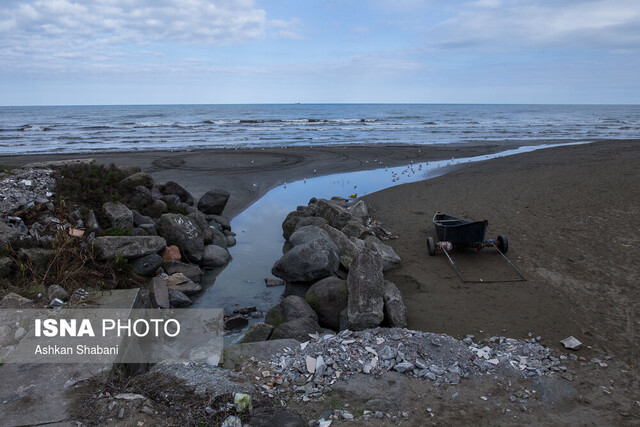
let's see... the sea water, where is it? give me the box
[1,104,638,155]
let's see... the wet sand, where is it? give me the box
[363,139,640,363]
[0,140,560,218]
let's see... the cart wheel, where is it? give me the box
[427,237,436,256]
[497,235,509,253]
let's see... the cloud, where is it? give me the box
[427,0,640,50]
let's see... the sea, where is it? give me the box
[1,104,639,155]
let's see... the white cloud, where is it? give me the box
[428,0,640,49]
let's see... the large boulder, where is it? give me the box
[162,181,194,205]
[320,224,359,270]
[198,189,230,215]
[271,239,339,283]
[270,317,325,342]
[131,253,163,276]
[0,256,13,278]
[156,214,204,262]
[129,185,153,207]
[121,172,154,189]
[383,280,408,328]
[282,211,305,240]
[210,228,228,249]
[305,276,348,330]
[131,210,154,227]
[341,220,368,238]
[200,244,231,268]
[151,276,170,308]
[239,322,274,343]
[163,260,203,283]
[168,290,193,307]
[102,201,133,230]
[288,225,332,247]
[315,199,357,230]
[93,236,166,259]
[365,236,402,271]
[281,295,318,322]
[346,245,385,330]
[187,211,214,244]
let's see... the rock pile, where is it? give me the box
[258,197,406,343]
[257,328,564,401]
[0,160,235,310]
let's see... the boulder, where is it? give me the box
[93,236,166,259]
[281,295,318,322]
[149,199,168,216]
[187,211,214,244]
[305,276,348,330]
[270,317,325,342]
[346,245,385,330]
[365,236,402,271]
[210,228,228,249]
[320,224,359,270]
[0,292,33,308]
[151,187,163,199]
[383,280,408,328]
[132,210,155,227]
[198,189,230,215]
[163,181,194,205]
[200,244,231,268]
[161,194,181,208]
[0,256,13,278]
[265,304,284,328]
[131,253,163,276]
[164,272,202,295]
[281,211,305,240]
[288,225,332,247]
[19,248,54,274]
[226,236,236,247]
[151,276,170,308]
[163,261,203,283]
[102,201,133,230]
[161,245,181,261]
[225,315,249,330]
[271,239,339,283]
[129,185,153,207]
[47,284,69,302]
[349,200,368,219]
[206,214,231,231]
[156,214,204,262]
[121,171,154,189]
[293,217,328,234]
[239,322,274,343]
[168,290,193,307]
[84,209,100,231]
[0,221,22,248]
[315,199,357,229]
[341,220,368,238]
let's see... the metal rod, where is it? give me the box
[441,248,465,281]
[491,242,527,281]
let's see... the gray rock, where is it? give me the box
[271,239,339,283]
[138,223,157,235]
[0,220,22,248]
[102,201,133,230]
[320,224,359,270]
[383,280,408,328]
[293,216,328,233]
[346,245,384,330]
[151,187,163,200]
[198,189,230,215]
[341,220,368,238]
[93,236,166,259]
[151,276,170,308]
[200,244,231,268]
[365,236,402,271]
[0,256,13,278]
[84,209,100,231]
[210,227,228,248]
[130,185,153,207]
[270,317,325,342]
[149,199,168,215]
[121,172,154,189]
[19,248,55,274]
[206,214,231,231]
[187,211,214,244]
[394,361,414,373]
[305,276,348,330]
[162,181,194,205]
[0,325,13,346]
[156,214,204,262]
[265,278,284,287]
[226,235,236,247]
[281,295,318,322]
[161,194,181,207]
[132,210,155,227]
[288,225,332,247]
[315,199,356,229]
[47,284,69,302]
[281,211,306,240]
[265,304,284,328]
[132,253,163,276]
[239,322,274,343]
[225,315,249,330]
[167,278,202,296]
[349,200,368,219]
[168,290,193,307]
[163,261,203,283]
[223,339,300,369]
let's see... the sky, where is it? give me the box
[0,0,639,105]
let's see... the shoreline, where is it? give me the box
[1,138,631,218]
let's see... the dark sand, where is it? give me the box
[364,140,640,361]
[1,141,555,218]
